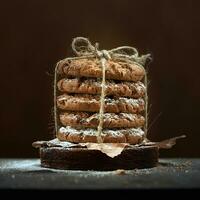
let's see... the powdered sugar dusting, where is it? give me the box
[118,97,143,106]
[135,82,146,93]
[59,126,144,137]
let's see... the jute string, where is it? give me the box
[54,37,151,142]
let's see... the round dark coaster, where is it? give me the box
[40,146,159,170]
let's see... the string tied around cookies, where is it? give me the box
[54,37,151,143]
[53,36,186,152]
[71,37,151,143]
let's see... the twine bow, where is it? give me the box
[54,37,151,143]
[71,37,151,65]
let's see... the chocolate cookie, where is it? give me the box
[57,126,145,144]
[57,78,146,98]
[57,94,145,114]
[57,58,145,82]
[40,146,159,170]
[59,112,145,129]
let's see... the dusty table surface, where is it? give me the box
[0,158,199,189]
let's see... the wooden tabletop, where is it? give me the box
[0,158,199,189]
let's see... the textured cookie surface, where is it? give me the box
[57,126,145,144]
[57,78,146,98]
[57,94,145,114]
[59,112,145,129]
[57,58,145,82]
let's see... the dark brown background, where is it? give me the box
[0,0,199,158]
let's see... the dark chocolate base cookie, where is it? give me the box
[57,58,145,82]
[57,94,145,114]
[57,78,146,98]
[40,146,159,170]
[57,126,145,144]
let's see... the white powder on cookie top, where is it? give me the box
[59,126,144,137]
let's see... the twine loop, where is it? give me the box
[71,37,151,65]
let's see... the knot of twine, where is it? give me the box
[71,37,151,65]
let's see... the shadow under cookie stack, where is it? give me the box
[34,37,160,170]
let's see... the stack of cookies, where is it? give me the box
[56,58,146,144]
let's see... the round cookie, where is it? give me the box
[40,146,159,170]
[57,58,145,82]
[57,78,146,98]
[57,94,145,114]
[59,112,145,129]
[57,126,144,144]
